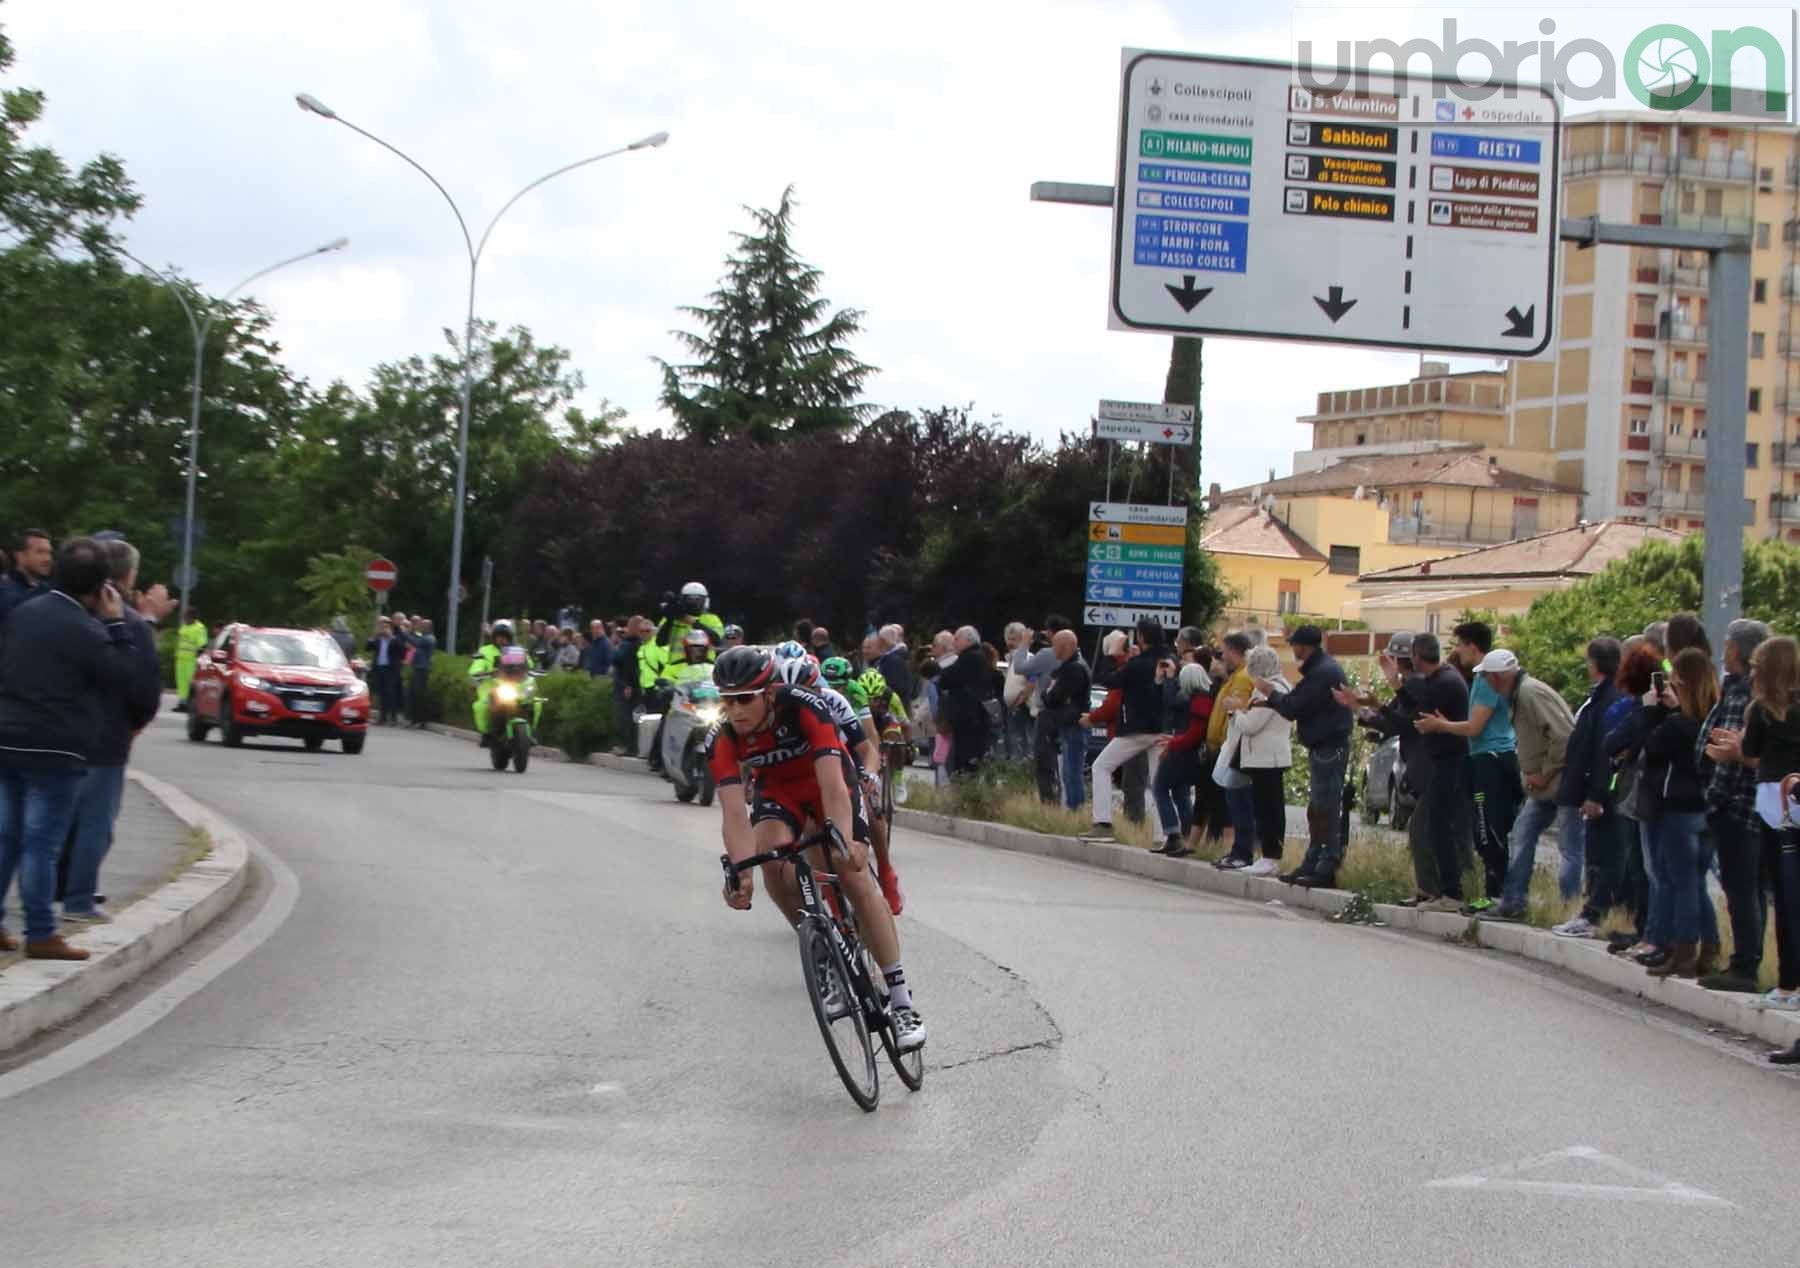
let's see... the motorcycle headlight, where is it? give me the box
[495,682,520,704]
[696,705,722,725]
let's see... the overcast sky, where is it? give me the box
[10,2,1784,492]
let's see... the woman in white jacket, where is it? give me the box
[1231,645,1294,874]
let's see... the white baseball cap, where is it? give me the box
[1478,648,1520,674]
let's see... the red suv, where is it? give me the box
[187,624,370,754]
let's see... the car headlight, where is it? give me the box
[343,679,369,698]
[495,682,520,704]
[238,674,266,691]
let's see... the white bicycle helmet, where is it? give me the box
[773,655,820,688]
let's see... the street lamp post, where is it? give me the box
[295,92,667,654]
[120,238,349,633]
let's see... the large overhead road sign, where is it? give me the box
[1110,51,1557,358]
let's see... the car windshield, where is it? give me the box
[237,632,348,670]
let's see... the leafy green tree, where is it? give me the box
[1509,535,1800,703]
[658,185,875,444]
[297,544,378,637]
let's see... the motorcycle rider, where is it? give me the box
[468,619,517,745]
[644,590,722,773]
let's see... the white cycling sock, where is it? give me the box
[882,961,913,1010]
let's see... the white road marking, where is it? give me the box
[0,806,300,1101]
[1426,1144,1732,1206]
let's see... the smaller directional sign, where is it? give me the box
[1088,542,1184,566]
[1085,581,1184,607]
[1090,521,1186,546]
[1094,417,1194,445]
[1088,501,1189,526]
[1096,399,1194,424]
[1085,604,1181,630]
[1087,562,1183,586]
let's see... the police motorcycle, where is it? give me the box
[474,645,545,773]
[661,677,722,805]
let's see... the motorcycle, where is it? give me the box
[661,679,722,805]
[473,660,545,773]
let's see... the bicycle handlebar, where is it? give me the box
[720,823,846,885]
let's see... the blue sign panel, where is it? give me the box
[1131,214,1248,273]
[1087,562,1184,586]
[1136,188,1251,217]
[1085,581,1186,607]
[1137,162,1252,191]
[1429,133,1541,164]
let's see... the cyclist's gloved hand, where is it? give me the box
[721,856,753,910]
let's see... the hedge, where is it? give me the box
[427,655,618,759]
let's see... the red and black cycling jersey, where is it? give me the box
[708,686,846,792]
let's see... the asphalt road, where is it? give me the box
[1,712,1796,1267]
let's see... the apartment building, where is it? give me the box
[1521,109,1800,540]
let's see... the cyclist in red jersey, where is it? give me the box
[710,646,924,1049]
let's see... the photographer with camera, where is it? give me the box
[639,583,725,773]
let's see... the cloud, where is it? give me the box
[9,0,1502,494]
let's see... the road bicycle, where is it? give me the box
[878,739,913,824]
[722,826,923,1111]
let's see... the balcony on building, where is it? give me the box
[1562,150,1672,179]
[1776,386,1800,411]
[1383,517,1524,548]
[1649,431,1708,458]
[1774,442,1800,469]
[1656,312,1705,345]
[1653,376,1709,400]
[1781,333,1800,360]
[1772,493,1800,523]
[1648,488,1708,514]
[1660,263,1710,292]
[1670,151,1753,183]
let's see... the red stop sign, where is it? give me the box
[366,557,398,592]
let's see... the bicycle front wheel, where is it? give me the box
[798,920,879,1111]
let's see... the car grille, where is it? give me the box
[274,685,344,711]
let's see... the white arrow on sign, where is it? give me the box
[1094,417,1194,446]
[1083,605,1181,630]
[1096,399,1194,425]
[1088,501,1189,526]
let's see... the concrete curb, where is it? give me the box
[0,770,251,1054]
[420,727,1800,1053]
[424,722,654,777]
[890,807,1800,1052]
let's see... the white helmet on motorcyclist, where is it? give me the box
[682,627,712,661]
[491,619,514,644]
[679,581,709,616]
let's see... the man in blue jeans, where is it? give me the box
[0,537,140,959]
[1252,624,1351,889]
[60,537,167,925]
[1041,630,1091,810]
[1481,651,1577,920]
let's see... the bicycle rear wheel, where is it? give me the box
[798,920,879,1111]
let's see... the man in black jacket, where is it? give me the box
[0,537,139,960]
[1552,636,1626,939]
[1082,618,1173,843]
[612,616,646,755]
[937,625,993,775]
[1041,629,1092,810]
[0,528,52,624]
[1404,633,1474,911]
[1252,625,1352,887]
[60,537,166,924]
[875,625,914,711]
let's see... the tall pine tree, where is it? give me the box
[658,185,874,444]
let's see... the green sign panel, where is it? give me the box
[1088,542,1184,566]
[1138,130,1252,165]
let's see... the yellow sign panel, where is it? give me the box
[1089,521,1185,545]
